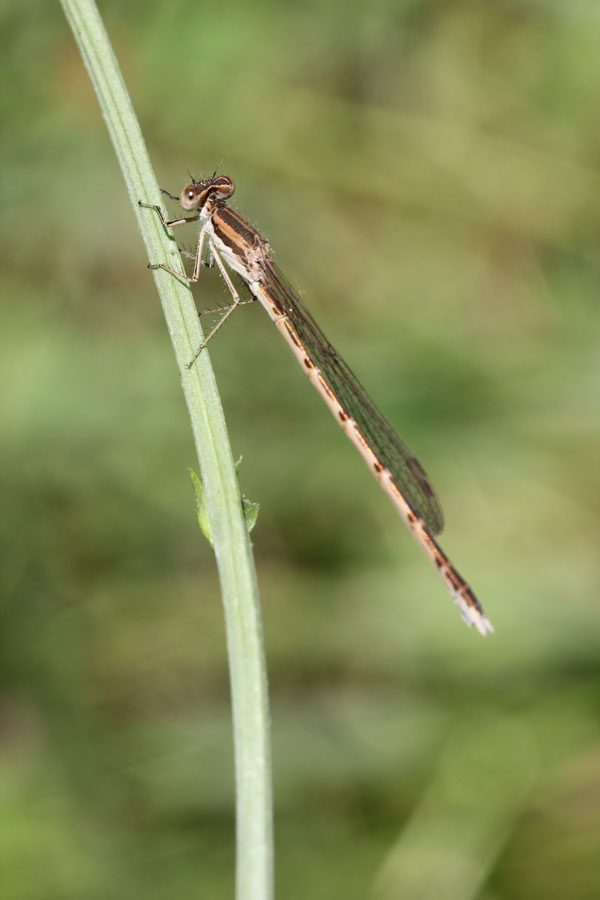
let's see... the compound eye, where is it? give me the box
[187,190,194,202]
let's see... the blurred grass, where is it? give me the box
[1,0,600,898]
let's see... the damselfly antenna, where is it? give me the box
[211,158,225,178]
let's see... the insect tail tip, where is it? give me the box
[456,598,494,636]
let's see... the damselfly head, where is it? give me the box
[179,174,235,212]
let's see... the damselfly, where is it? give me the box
[141,175,493,635]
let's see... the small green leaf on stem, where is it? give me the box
[191,467,259,540]
[189,467,213,546]
[242,497,260,533]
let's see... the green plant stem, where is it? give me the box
[59,2,273,898]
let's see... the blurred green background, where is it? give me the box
[2,1,600,897]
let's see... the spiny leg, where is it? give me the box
[140,201,253,365]
[197,298,255,317]
[139,200,209,283]
[138,200,200,230]
[181,248,214,272]
[186,240,250,368]
[146,224,209,285]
